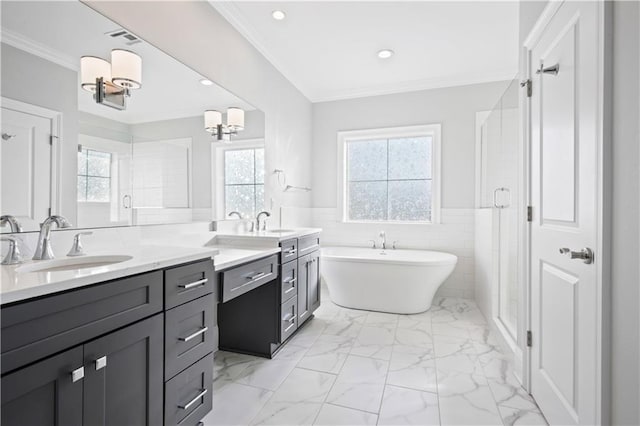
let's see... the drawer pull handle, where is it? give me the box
[71,366,84,383]
[179,388,208,410]
[284,286,296,294]
[284,322,296,333]
[283,277,297,285]
[247,272,267,281]
[283,313,296,322]
[286,249,297,255]
[179,327,209,342]
[179,278,208,289]
[95,356,107,371]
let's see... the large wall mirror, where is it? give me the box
[0,1,265,233]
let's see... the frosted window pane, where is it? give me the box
[349,181,387,221]
[255,149,264,184]
[226,185,255,219]
[255,184,264,212]
[388,180,431,221]
[78,151,87,175]
[225,150,254,184]
[388,137,432,180]
[86,177,110,202]
[347,139,387,181]
[87,150,111,177]
[77,176,87,202]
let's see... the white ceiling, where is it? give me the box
[2,1,254,125]
[212,1,519,102]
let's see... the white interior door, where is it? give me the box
[529,1,602,424]
[0,107,53,229]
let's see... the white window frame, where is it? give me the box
[212,138,265,219]
[337,124,442,224]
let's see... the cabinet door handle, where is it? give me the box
[95,356,107,371]
[179,327,209,342]
[179,278,208,289]
[246,272,266,281]
[178,388,208,410]
[283,277,297,284]
[71,366,84,383]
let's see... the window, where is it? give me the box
[338,125,441,223]
[77,147,111,202]
[224,148,264,218]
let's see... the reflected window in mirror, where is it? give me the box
[224,148,264,219]
[77,147,112,202]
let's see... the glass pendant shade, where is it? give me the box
[227,107,245,131]
[111,49,142,89]
[80,56,111,92]
[204,110,222,132]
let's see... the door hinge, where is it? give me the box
[527,330,532,347]
[47,207,52,217]
[520,79,532,97]
[527,206,533,222]
[49,135,54,145]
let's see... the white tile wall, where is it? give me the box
[283,207,475,299]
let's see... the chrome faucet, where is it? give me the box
[33,215,72,260]
[255,211,271,232]
[1,236,24,265]
[228,211,243,219]
[0,215,22,233]
[379,231,387,250]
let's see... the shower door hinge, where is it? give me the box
[520,79,532,97]
[527,330,532,347]
[527,206,533,222]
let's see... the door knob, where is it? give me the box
[559,247,594,264]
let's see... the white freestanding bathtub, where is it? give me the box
[321,246,457,314]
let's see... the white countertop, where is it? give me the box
[210,246,282,271]
[1,245,218,305]
[214,227,322,244]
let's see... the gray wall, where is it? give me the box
[611,2,640,424]
[85,1,313,224]
[1,43,79,224]
[311,81,511,208]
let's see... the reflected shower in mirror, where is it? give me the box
[0,0,265,233]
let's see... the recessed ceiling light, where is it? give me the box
[377,49,394,59]
[200,79,213,86]
[272,10,286,20]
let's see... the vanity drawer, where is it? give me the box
[165,259,215,310]
[165,294,215,380]
[280,296,298,342]
[281,260,298,303]
[164,353,213,426]
[221,254,278,303]
[281,238,298,263]
[1,270,163,375]
[298,234,321,257]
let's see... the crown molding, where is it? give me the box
[308,70,518,103]
[1,28,78,71]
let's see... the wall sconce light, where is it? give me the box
[80,49,142,111]
[204,107,245,142]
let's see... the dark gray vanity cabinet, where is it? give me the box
[1,257,216,426]
[297,249,321,325]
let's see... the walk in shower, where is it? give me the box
[475,79,521,346]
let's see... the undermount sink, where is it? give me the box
[16,255,133,274]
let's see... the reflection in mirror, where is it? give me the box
[0,0,265,233]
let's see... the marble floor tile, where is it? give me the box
[322,320,363,338]
[378,385,440,425]
[298,352,349,375]
[313,403,378,425]
[250,368,336,425]
[498,405,548,426]
[332,308,369,325]
[213,351,260,386]
[486,374,538,411]
[202,382,272,426]
[325,355,389,413]
[351,326,396,360]
[395,327,434,348]
[434,335,484,375]
[364,311,399,329]
[387,346,438,393]
[397,312,432,333]
[432,321,472,339]
[437,370,503,425]
[235,359,299,390]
